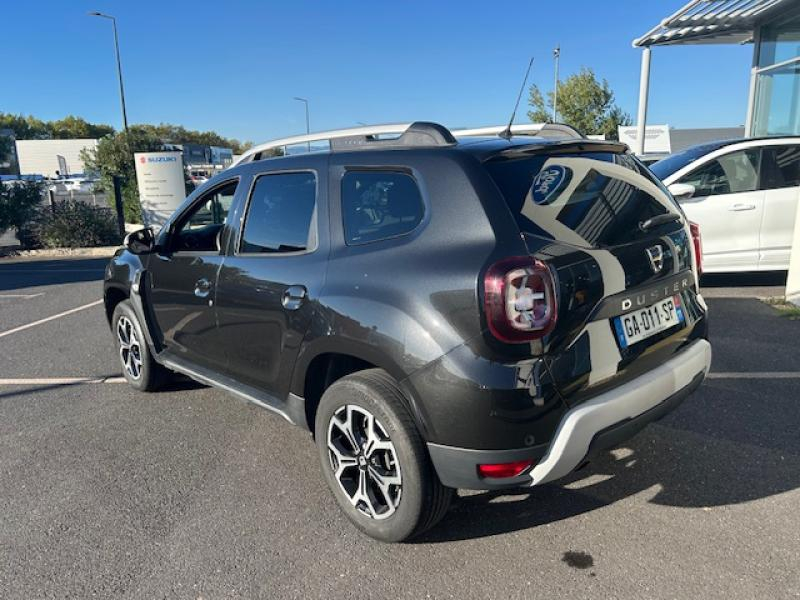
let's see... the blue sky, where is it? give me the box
[3,1,753,144]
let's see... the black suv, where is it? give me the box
[104,122,711,542]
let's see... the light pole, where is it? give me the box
[294,97,310,152]
[88,11,129,134]
[552,45,560,123]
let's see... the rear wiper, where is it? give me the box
[639,213,681,232]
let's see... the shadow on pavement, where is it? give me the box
[418,375,800,543]
[0,257,109,291]
[0,376,205,402]
[700,270,787,288]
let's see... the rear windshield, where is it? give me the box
[485,151,681,248]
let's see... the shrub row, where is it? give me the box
[18,201,122,249]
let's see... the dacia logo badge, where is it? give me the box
[531,165,571,205]
[646,245,665,274]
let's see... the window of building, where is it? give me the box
[240,172,317,253]
[758,14,800,67]
[341,171,424,245]
[677,149,760,197]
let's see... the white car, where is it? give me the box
[651,137,800,273]
[51,177,97,194]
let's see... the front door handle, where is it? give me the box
[729,203,756,211]
[282,285,307,310]
[194,278,212,298]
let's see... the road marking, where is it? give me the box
[0,376,126,385]
[0,299,103,339]
[0,293,44,299]
[0,269,105,273]
[707,372,800,379]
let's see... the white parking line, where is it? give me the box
[2,269,105,273]
[0,293,44,299]
[0,376,126,385]
[0,299,103,339]
[707,372,800,379]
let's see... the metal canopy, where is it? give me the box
[634,0,795,47]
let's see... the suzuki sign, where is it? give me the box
[134,151,186,229]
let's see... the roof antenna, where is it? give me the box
[499,57,534,140]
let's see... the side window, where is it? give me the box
[240,172,317,253]
[678,149,760,197]
[173,180,237,252]
[341,171,423,245]
[760,145,800,190]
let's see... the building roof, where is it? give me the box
[634,0,797,47]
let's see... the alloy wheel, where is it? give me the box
[327,404,402,520]
[116,315,143,380]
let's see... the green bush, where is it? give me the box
[19,202,121,249]
[0,181,43,235]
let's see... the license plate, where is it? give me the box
[613,295,685,349]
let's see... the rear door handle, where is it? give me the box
[282,285,307,310]
[729,203,756,211]
[194,278,212,298]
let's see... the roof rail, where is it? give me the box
[453,123,583,140]
[231,121,583,168]
[232,122,455,167]
[331,122,456,151]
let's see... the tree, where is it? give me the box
[0,113,50,139]
[0,112,251,152]
[48,115,114,139]
[81,126,164,223]
[134,123,252,154]
[0,181,42,235]
[528,67,631,139]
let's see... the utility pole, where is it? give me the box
[552,46,560,123]
[294,97,310,152]
[88,12,129,133]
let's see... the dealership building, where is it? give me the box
[633,0,800,154]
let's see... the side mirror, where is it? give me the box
[123,227,156,255]
[668,182,696,201]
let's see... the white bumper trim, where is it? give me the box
[529,339,712,486]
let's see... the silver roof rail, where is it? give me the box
[232,121,583,168]
[233,123,412,167]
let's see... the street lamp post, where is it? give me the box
[294,97,310,152]
[88,11,129,134]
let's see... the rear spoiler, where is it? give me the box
[486,139,630,161]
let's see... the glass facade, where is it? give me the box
[752,12,800,136]
[758,14,800,67]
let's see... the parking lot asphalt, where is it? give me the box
[0,256,798,599]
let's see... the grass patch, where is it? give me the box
[764,297,800,319]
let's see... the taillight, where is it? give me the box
[689,221,703,276]
[477,459,535,479]
[484,256,557,343]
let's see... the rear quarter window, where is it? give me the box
[341,171,424,245]
[485,152,680,248]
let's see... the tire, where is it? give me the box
[111,300,169,392]
[315,368,453,542]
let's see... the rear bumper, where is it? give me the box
[427,338,711,490]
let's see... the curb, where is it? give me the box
[0,246,120,259]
